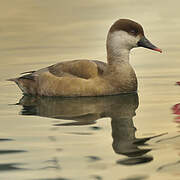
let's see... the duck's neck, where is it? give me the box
[107,49,130,65]
[104,31,137,92]
[106,31,131,65]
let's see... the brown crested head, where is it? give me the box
[109,19,144,37]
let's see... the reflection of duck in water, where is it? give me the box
[18,93,139,126]
[18,93,164,165]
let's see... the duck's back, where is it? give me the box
[48,60,106,79]
[9,59,109,96]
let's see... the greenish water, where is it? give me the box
[1,0,180,180]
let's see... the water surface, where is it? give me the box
[1,0,180,180]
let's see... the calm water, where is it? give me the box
[1,0,180,179]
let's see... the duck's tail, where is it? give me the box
[6,78,18,82]
[7,76,37,95]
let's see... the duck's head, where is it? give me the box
[106,19,162,58]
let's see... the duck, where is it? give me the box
[8,19,162,97]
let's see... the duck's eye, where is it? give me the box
[130,30,136,35]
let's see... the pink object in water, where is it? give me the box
[172,104,180,123]
[172,103,180,115]
[176,82,180,86]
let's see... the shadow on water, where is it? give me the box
[0,163,26,171]
[17,93,165,166]
[0,138,27,171]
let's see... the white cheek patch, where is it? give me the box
[107,30,139,50]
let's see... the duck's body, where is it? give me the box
[14,59,137,96]
[9,19,161,97]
